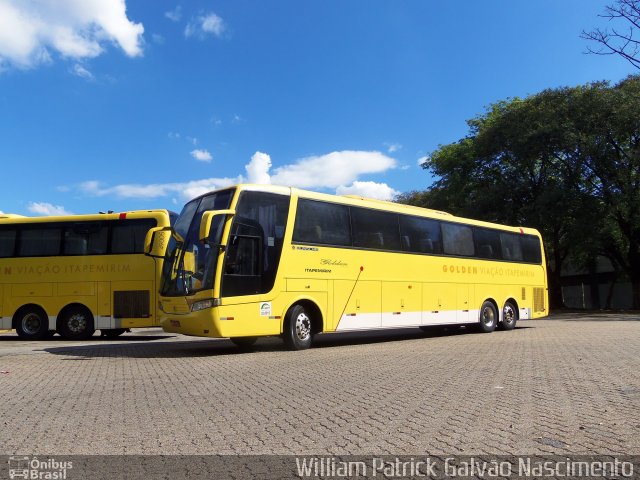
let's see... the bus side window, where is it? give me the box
[0,228,16,257]
[64,222,108,255]
[111,219,156,254]
[442,223,474,257]
[399,215,442,254]
[18,226,62,257]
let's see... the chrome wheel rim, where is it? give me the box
[67,313,87,334]
[22,313,42,335]
[295,312,311,341]
[481,306,496,327]
[503,304,516,325]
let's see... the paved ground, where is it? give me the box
[0,313,639,455]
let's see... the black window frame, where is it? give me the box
[290,198,543,265]
[0,218,159,258]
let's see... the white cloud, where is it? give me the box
[0,0,144,69]
[186,136,198,146]
[384,142,402,153]
[417,155,429,167]
[164,5,182,22]
[74,149,398,203]
[336,181,399,201]
[271,150,396,189]
[70,63,93,80]
[245,151,272,184]
[27,202,73,216]
[151,33,165,45]
[185,12,225,38]
[168,131,181,140]
[80,177,240,202]
[190,149,212,162]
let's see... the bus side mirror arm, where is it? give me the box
[144,226,173,258]
[200,209,236,243]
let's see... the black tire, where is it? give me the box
[229,336,258,349]
[58,306,95,340]
[101,328,127,339]
[15,307,49,340]
[282,304,314,350]
[498,300,518,331]
[477,301,498,333]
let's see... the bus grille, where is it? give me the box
[114,290,150,318]
[533,287,545,312]
[521,287,526,301]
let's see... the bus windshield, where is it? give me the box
[160,188,234,296]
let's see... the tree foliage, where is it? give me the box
[399,76,640,309]
[582,0,640,70]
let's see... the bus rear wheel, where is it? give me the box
[499,301,518,331]
[283,304,313,351]
[477,301,497,333]
[15,307,49,340]
[58,307,95,340]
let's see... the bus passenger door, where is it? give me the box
[333,280,381,331]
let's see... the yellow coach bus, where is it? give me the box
[0,210,174,340]
[153,184,548,350]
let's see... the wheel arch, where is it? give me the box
[284,298,324,334]
[502,297,520,321]
[56,303,94,330]
[480,298,499,322]
[12,303,48,329]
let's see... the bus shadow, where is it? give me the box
[40,325,532,358]
[0,334,176,342]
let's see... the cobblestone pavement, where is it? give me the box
[0,313,639,455]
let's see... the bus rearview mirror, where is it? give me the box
[200,209,236,243]
[144,226,172,258]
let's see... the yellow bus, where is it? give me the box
[0,210,174,340]
[153,185,548,350]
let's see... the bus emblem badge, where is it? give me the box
[260,302,271,317]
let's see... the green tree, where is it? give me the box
[400,77,640,309]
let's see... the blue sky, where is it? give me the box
[0,0,634,216]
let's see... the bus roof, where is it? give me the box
[214,184,542,238]
[0,209,175,225]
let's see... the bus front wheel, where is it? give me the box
[15,307,50,340]
[477,301,498,333]
[283,304,313,351]
[58,306,95,340]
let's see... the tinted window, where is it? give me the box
[63,222,108,255]
[222,191,290,297]
[522,235,542,264]
[500,232,523,261]
[474,228,502,259]
[0,229,16,257]
[292,199,351,246]
[18,227,62,257]
[442,223,474,256]
[399,216,442,254]
[351,207,401,251]
[111,219,156,254]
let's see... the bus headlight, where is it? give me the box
[191,298,215,312]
